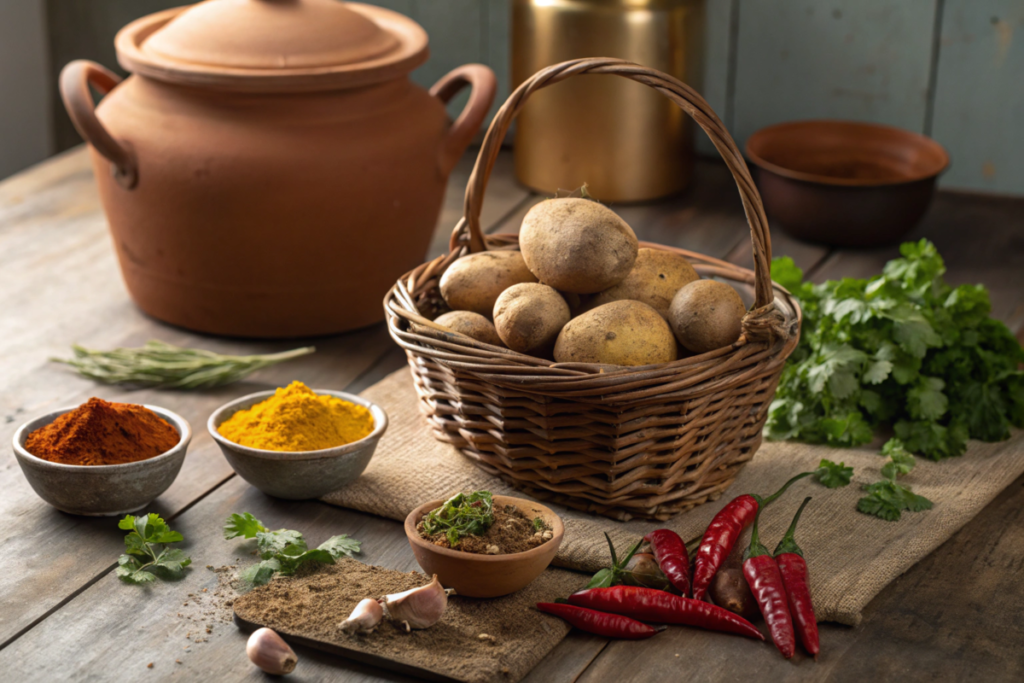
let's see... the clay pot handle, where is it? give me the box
[430,64,497,178]
[59,60,138,189]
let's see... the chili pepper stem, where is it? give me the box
[774,497,812,557]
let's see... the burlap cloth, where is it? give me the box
[323,368,1024,626]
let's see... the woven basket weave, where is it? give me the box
[384,58,802,521]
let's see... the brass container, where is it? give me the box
[512,0,704,202]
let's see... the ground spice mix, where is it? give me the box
[25,397,179,465]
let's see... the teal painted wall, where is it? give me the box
[44,0,1023,195]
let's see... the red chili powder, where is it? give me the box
[25,397,180,466]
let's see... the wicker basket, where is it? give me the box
[384,58,802,521]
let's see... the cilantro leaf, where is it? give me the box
[224,512,267,540]
[771,256,805,291]
[857,479,933,522]
[907,377,948,421]
[814,459,853,488]
[241,559,282,587]
[318,535,362,560]
[116,514,190,585]
[256,529,307,559]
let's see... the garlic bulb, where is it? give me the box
[339,598,384,635]
[247,627,297,675]
[381,574,455,631]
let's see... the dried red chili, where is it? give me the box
[643,529,691,596]
[774,496,819,658]
[536,602,660,639]
[743,506,796,659]
[568,586,764,640]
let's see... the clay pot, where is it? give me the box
[59,0,496,337]
[745,120,949,248]
[404,495,564,598]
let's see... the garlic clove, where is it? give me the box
[339,598,385,635]
[247,627,297,675]
[381,574,454,630]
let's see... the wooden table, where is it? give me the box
[2,147,1023,682]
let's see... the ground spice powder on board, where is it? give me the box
[25,397,179,465]
[232,559,586,683]
[218,381,373,452]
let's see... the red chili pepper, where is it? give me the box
[536,602,660,639]
[774,497,819,659]
[691,470,815,601]
[643,529,691,596]
[568,586,764,641]
[743,506,796,659]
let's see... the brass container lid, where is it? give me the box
[115,0,429,92]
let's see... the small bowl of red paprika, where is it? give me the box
[12,397,192,516]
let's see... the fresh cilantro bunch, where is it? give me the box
[768,240,1024,460]
[857,439,934,521]
[116,513,191,584]
[225,512,361,586]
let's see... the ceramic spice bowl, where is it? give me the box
[745,120,950,247]
[404,495,564,598]
[12,405,192,516]
[208,389,388,500]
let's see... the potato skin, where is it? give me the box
[669,280,746,354]
[554,300,677,366]
[434,311,503,346]
[519,198,638,294]
[493,283,571,356]
[439,250,537,317]
[589,248,699,318]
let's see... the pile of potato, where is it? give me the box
[435,198,747,367]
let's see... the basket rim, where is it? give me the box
[385,235,802,382]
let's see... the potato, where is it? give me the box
[493,283,570,355]
[519,198,638,294]
[589,248,699,318]
[554,300,677,366]
[434,311,503,346]
[439,250,537,317]
[669,279,746,354]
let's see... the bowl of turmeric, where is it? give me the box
[12,398,192,516]
[207,381,388,500]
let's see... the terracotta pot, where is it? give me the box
[404,495,564,598]
[745,120,949,248]
[59,0,496,337]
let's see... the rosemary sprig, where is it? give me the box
[53,340,315,389]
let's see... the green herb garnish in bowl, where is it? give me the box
[420,491,495,548]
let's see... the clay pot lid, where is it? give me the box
[115,0,428,92]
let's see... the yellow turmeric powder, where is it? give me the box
[218,381,374,452]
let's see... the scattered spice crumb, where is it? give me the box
[147,663,153,669]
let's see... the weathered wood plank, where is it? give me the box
[731,0,939,148]
[0,146,527,648]
[931,0,1024,195]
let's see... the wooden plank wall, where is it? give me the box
[45,0,1022,195]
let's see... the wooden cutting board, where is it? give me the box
[232,559,588,683]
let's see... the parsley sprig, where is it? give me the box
[857,439,934,521]
[225,512,361,586]
[768,240,1024,460]
[116,513,191,584]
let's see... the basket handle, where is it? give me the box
[450,58,775,312]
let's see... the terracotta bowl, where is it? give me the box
[745,120,949,247]
[12,405,191,516]
[404,495,564,598]
[208,389,387,500]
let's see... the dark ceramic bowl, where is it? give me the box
[208,389,387,500]
[745,120,949,247]
[404,495,564,598]
[12,405,191,516]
